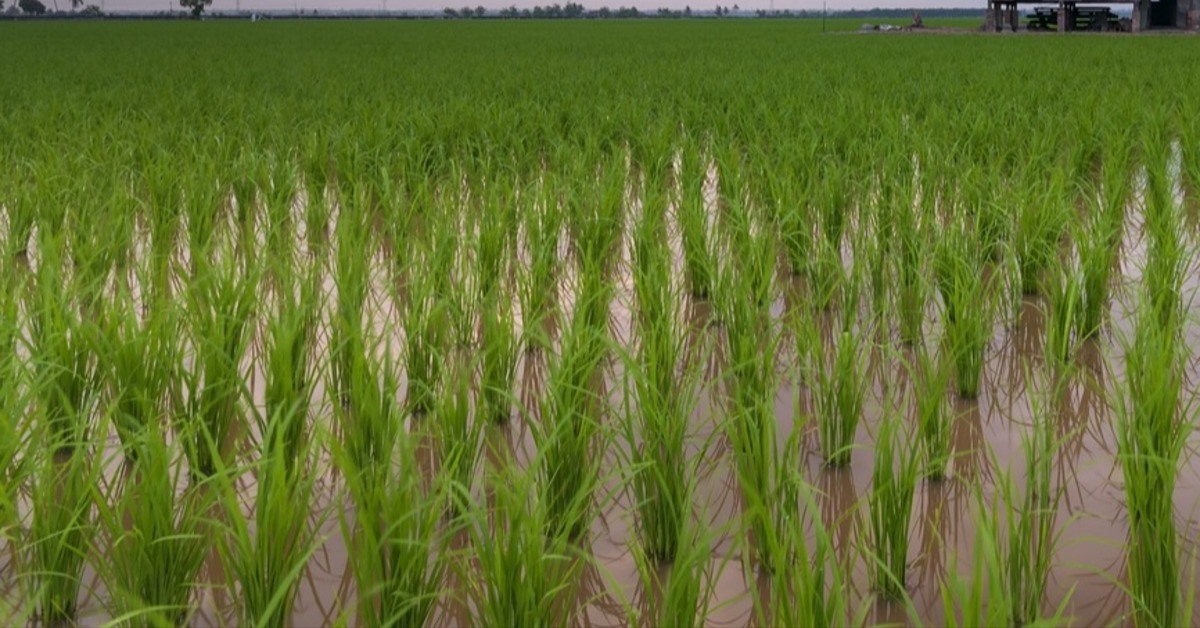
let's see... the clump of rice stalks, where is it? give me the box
[403,264,450,418]
[756,451,855,627]
[935,220,993,399]
[535,279,609,542]
[806,318,868,468]
[910,343,952,480]
[95,426,209,627]
[1013,177,1069,295]
[98,291,179,462]
[1074,206,1120,340]
[1042,259,1081,373]
[460,464,580,628]
[261,267,319,471]
[867,395,920,600]
[630,503,720,628]
[27,447,98,625]
[479,286,518,424]
[677,145,717,299]
[436,361,483,517]
[181,252,257,479]
[335,344,444,628]
[997,371,1064,627]
[1115,303,1191,628]
[518,175,564,351]
[720,229,785,566]
[329,206,370,410]
[808,234,845,313]
[894,198,929,345]
[29,235,100,454]
[622,194,695,561]
[220,411,323,628]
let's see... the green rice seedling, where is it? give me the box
[895,197,929,345]
[338,435,445,628]
[806,318,868,468]
[677,144,716,299]
[808,232,845,313]
[1013,178,1069,295]
[181,252,257,479]
[867,394,920,600]
[0,274,30,528]
[629,509,715,628]
[721,266,783,566]
[335,326,402,491]
[518,176,564,350]
[27,445,98,625]
[1074,207,1119,340]
[403,267,450,418]
[436,361,483,517]
[535,285,608,542]
[479,285,519,424]
[220,410,323,628]
[28,236,100,454]
[941,486,1017,628]
[97,290,179,462]
[334,340,444,628]
[329,207,371,410]
[910,342,952,480]
[759,464,856,628]
[94,425,210,627]
[261,266,319,471]
[996,371,1064,627]
[1042,259,1081,373]
[776,175,814,278]
[1141,173,1189,333]
[621,198,696,561]
[460,463,580,628]
[1115,304,1190,628]
[935,221,993,399]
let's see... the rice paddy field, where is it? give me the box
[2,19,1200,627]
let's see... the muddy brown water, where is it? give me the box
[4,165,1200,627]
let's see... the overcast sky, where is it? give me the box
[89,0,980,15]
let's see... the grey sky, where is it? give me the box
[90,0,981,16]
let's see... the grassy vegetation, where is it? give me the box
[0,19,1198,627]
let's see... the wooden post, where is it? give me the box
[1009,2,1019,30]
[1057,0,1067,30]
[1132,0,1150,30]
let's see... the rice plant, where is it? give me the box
[806,318,868,468]
[935,220,993,399]
[27,445,98,625]
[622,194,696,561]
[1115,302,1190,628]
[94,425,209,627]
[181,252,257,479]
[867,395,920,600]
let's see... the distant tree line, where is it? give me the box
[444,2,750,18]
[443,4,976,19]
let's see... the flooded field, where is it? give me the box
[3,19,1200,628]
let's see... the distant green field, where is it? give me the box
[1,19,1200,628]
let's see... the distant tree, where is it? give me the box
[18,0,46,13]
[460,5,472,17]
[443,6,458,17]
[80,2,101,13]
[684,5,691,16]
[732,3,738,11]
[499,4,517,16]
[474,4,485,16]
[70,0,82,9]
[564,1,584,16]
[596,5,610,16]
[178,0,211,17]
